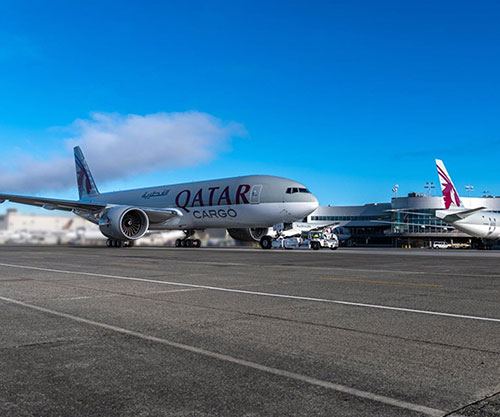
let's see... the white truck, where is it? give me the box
[260,225,339,250]
[432,241,452,249]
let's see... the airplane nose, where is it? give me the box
[295,193,319,219]
[310,193,319,208]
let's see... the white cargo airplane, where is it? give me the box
[435,159,500,239]
[0,147,319,247]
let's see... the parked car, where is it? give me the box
[432,241,452,249]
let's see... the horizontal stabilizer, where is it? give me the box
[451,207,486,219]
[435,207,486,223]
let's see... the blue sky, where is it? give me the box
[1,0,499,212]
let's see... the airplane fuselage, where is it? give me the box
[82,175,319,230]
[436,209,500,239]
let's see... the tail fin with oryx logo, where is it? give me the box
[74,146,99,200]
[435,159,462,209]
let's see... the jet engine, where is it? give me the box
[227,227,269,242]
[99,206,149,240]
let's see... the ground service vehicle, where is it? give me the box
[260,230,339,250]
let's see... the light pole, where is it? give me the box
[424,181,435,196]
[465,185,474,197]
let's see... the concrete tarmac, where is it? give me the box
[0,246,499,416]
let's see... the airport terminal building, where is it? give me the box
[307,194,500,247]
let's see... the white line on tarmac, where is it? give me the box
[0,295,446,417]
[1,262,499,323]
[147,246,500,259]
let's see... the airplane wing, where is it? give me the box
[0,193,182,224]
[0,193,105,212]
[385,209,434,216]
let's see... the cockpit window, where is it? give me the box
[286,187,311,194]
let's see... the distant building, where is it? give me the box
[0,209,234,246]
[0,209,89,232]
[308,203,391,246]
[308,194,500,247]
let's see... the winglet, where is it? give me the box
[74,146,99,199]
[435,159,462,209]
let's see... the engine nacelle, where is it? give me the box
[227,227,269,242]
[99,206,149,241]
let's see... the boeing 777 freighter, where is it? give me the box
[0,147,318,247]
[435,159,500,240]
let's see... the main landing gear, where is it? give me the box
[106,239,135,248]
[175,238,201,248]
[174,230,201,248]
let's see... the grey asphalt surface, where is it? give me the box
[0,246,499,416]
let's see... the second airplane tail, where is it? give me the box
[435,159,462,209]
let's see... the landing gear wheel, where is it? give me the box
[106,239,112,247]
[175,239,181,247]
[180,239,186,247]
[260,236,272,250]
[193,239,201,248]
[185,239,193,247]
[125,240,135,248]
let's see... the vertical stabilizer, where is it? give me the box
[435,159,462,209]
[74,146,99,199]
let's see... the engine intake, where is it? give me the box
[227,227,269,242]
[99,206,149,240]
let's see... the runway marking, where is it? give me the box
[0,295,446,417]
[111,262,159,269]
[143,288,200,294]
[140,258,500,278]
[24,288,199,302]
[0,262,499,323]
[320,277,443,288]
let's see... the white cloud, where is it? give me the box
[0,111,245,193]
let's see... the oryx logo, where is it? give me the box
[76,157,92,195]
[437,165,460,209]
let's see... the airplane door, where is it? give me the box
[250,185,263,204]
[488,217,495,235]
